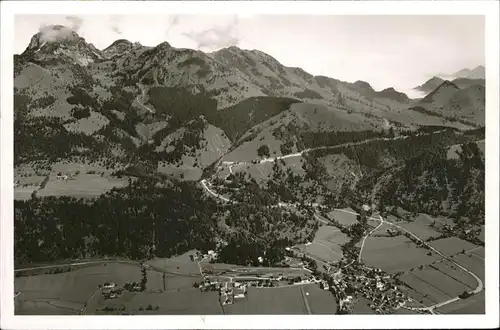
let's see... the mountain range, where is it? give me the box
[14,25,485,189]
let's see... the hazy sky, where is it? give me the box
[14,14,485,96]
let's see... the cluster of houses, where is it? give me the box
[100,282,123,300]
[220,282,247,305]
[191,250,218,262]
[56,172,73,181]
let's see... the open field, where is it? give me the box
[14,187,39,200]
[436,290,485,314]
[413,213,454,229]
[452,254,485,282]
[294,225,347,263]
[327,209,358,226]
[429,259,478,289]
[145,250,201,276]
[468,246,485,259]
[399,286,435,308]
[300,242,342,263]
[36,174,129,197]
[224,285,307,314]
[359,236,440,272]
[202,263,309,277]
[397,222,442,241]
[90,289,221,315]
[146,271,202,292]
[399,272,452,304]
[410,267,469,298]
[299,284,337,314]
[429,237,479,257]
[370,223,395,237]
[15,263,142,315]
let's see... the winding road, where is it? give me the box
[333,209,484,312]
[197,129,483,312]
[199,175,484,313]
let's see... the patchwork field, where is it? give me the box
[399,285,435,308]
[410,267,469,298]
[360,236,440,272]
[429,259,478,289]
[399,272,452,304]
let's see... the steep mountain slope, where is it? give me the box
[14,25,485,197]
[451,77,485,89]
[409,81,484,126]
[453,65,485,79]
[414,76,445,93]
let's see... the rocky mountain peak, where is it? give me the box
[21,25,102,66]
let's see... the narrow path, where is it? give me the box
[358,215,384,263]
[299,286,312,315]
[80,289,98,315]
[200,179,232,203]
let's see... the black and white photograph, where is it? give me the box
[1,1,499,329]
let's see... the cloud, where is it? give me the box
[165,15,180,37]
[110,15,122,35]
[182,16,241,50]
[65,15,83,32]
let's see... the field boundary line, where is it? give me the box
[299,286,312,315]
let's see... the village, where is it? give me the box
[188,250,332,306]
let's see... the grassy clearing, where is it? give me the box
[295,225,348,263]
[224,286,306,314]
[327,209,358,226]
[428,237,479,257]
[302,243,342,263]
[37,174,129,197]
